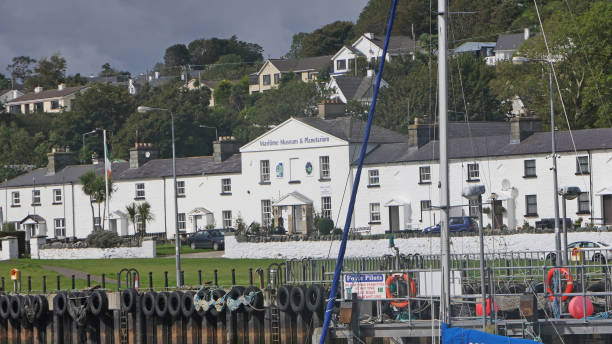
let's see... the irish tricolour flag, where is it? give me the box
[104,141,111,181]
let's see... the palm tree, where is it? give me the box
[80,171,114,231]
[137,202,154,237]
[79,171,98,231]
[126,203,138,235]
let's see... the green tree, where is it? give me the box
[137,202,154,236]
[79,171,113,231]
[354,0,429,38]
[0,73,11,90]
[285,33,307,59]
[187,36,263,67]
[164,44,190,70]
[6,56,36,84]
[294,21,355,58]
[125,203,138,235]
[65,73,88,87]
[213,80,233,107]
[79,170,99,231]
[24,54,67,91]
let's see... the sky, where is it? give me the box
[0,0,369,77]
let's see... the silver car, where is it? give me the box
[568,241,612,263]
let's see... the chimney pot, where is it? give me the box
[57,83,65,91]
[34,86,43,94]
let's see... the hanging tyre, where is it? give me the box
[53,292,68,316]
[155,292,169,318]
[121,288,138,313]
[9,295,22,320]
[0,295,10,319]
[244,286,263,313]
[290,286,306,313]
[33,295,49,321]
[208,289,226,318]
[141,292,157,317]
[195,288,209,318]
[305,285,324,312]
[88,290,108,316]
[181,291,195,318]
[167,291,182,318]
[228,286,245,312]
[276,285,292,312]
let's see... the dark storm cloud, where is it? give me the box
[0,0,368,76]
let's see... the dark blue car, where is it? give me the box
[186,229,225,250]
[423,216,478,233]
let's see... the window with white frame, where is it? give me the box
[262,74,271,85]
[369,203,381,223]
[176,181,185,196]
[261,200,272,227]
[260,160,270,183]
[525,195,538,216]
[177,213,186,230]
[222,178,232,194]
[368,169,380,186]
[576,156,590,174]
[336,59,347,70]
[524,159,536,177]
[467,163,480,181]
[32,190,41,205]
[419,166,431,183]
[469,199,480,217]
[54,218,66,237]
[273,73,280,84]
[135,183,145,198]
[421,200,432,211]
[321,197,332,219]
[53,189,62,203]
[135,215,144,233]
[223,210,232,228]
[578,192,590,213]
[11,192,20,206]
[319,156,330,179]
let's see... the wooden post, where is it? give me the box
[248,311,263,344]
[226,311,236,344]
[172,317,183,343]
[113,310,121,344]
[280,311,291,344]
[216,314,227,344]
[71,319,79,344]
[186,317,195,344]
[99,314,109,344]
[201,314,214,344]
[263,308,272,344]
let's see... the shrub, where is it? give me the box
[85,230,124,248]
[332,228,343,235]
[316,218,334,235]
[2,222,16,232]
[249,222,261,234]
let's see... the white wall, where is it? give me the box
[31,238,156,259]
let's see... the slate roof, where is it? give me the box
[332,76,379,101]
[359,127,612,165]
[7,85,89,103]
[367,35,420,54]
[453,42,496,54]
[294,117,408,144]
[268,56,332,73]
[496,33,525,51]
[2,154,241,188]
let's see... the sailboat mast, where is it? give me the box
[437,0,452,324]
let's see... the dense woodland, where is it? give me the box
[0,0,610,180]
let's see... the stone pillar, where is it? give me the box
[1,237,19,260]
[141,238,157,258]
[30,236,47,259]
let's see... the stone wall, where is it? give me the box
[223,232,612,259]
[31,237,156,259]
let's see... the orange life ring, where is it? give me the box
[546,267,573,302]
[385,273,417,308]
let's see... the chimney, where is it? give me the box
[364,32,374,40]
[408,117,436,148]
[47,147,77,175]
[524,28,530,41]
[510,116,542,144]
[129,142,159,169]
[213,136,240,163]
[154,71,159,79]
[366,69,374,78]
[317,99,346,119]
[34,86,43,94]
[91,152,100,165]
[57,83,65,91]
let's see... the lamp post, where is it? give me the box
[462,184,486,329]
[559,186,581,265]
[513,56,561,266]
[137,105,181,287]
[81,129,98,164]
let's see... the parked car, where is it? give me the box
[423,216,478,233]
[185,229,225,250]
[546,241,612,263]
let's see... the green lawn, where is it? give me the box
[0,258,281,293]
[156,242,210,256]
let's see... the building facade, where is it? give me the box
[5,84,88,114]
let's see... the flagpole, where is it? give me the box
[103,129,110,230]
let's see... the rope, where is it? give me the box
[23,298,36,324]
[68,295,89,327]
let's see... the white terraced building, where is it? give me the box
[1,103,612,240]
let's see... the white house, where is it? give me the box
[331,33,422,75]
[493,28,532,64]
[327,71,388,105]
[0,90,24,107]
[5,84,88,114]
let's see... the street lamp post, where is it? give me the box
[513,56,561,266]
[560,186,581,265]
[137,106,181,287]
[81,129,98,164]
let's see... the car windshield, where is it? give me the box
[449,218,464,225]
[207,230,222,237]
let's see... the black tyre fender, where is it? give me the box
[290,286,306,313]
[141,292,157,317]
[167,291,182,318]
[0,295,10,319]
[53,292,68,316]
[244,286,263,313]
[305,285,324,312]
[155,292,169,318]
[34,295,49,320]
[588,281,605,292]
[121,288,138,313]
[88,290,108,316]
[195,288,209,317]
[208,289,226,318]
[228,286,245,311]
[276,285,292,312]
[181,291,195,318]
[9,295,22,320]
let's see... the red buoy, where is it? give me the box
[569,296,593,319]
[476,298,498,316]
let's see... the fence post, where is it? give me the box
[214,270,218,287]
[71,275,75,290]
[249,268,253,286]
[87,274,91,288]
[181,271,185,286]
[27,276,31,293]
[149,272,153,291]
[56,275,61,291]
[164,271,168,290]
[102,274,106,289]
[231,269,236,286]
[198,270,202,286]
[42,276,46,294]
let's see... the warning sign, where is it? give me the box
[343,274,386,300]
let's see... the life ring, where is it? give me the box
[546,268,573,302]
[385,273,417,308]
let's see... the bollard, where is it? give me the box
[164,271,169,289]
[71,275,75,290]
[214,269,218,287]
[181,270,185,286]
[257,268,264,289]
[102,274,106,289]
[249,268,253,286]
[149,272,153,291]
[87,274,91,287]
[57,275,61,290]
[232,269,236,286]
[42,276,46,294]
[27,276,31,293]
[198,270,202,286]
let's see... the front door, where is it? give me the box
[193,215,202,231]
[389,206,400,232]
[109,219,118,233]
[292,205,303,233]
[493,200,504,229]
[604,195,612,225]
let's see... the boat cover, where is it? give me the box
[442,323,541,343]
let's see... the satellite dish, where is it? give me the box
[501,179,511,190]
[145,151,151,158]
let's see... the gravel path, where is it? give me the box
[42,265,118,284]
